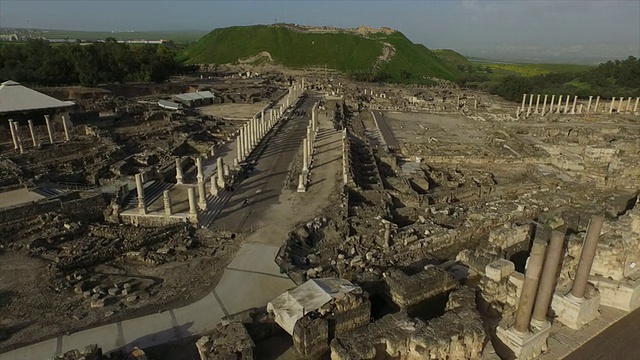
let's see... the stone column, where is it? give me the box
[513,239,547,333]
[587,96,593,113]
[163,190,172,217]
[570,215,604,299]
[196,157,204,183]
[618,97,625,113]
[209,176,219,196]
[175,158,184,184]
[261,110,265,137]
[634,97,640,113]
[521,94,527,112]
[626,97,632,113]
[535,95,540,113]
[237,132,243,162]
[8,120,18,150]
[307,127,313,163]
[609,97,616,113]
[216,158,225,188]
[531,230,565,326]
[187,187,198,223]
[549,95,555,114]
[578,104,583,114]
[563,95,570,113]
[302,138,309,172]
[62,116,70,142]
[571,96,578,114]
[13,122,24,154]
[556,95,563,113]
[223,164,230,178]
[135,173,147,214]
[594,96,600,113]
[296,174,306,193]
[44,115,54,144]
[27,120,37,147]
[197,180,207,211]
[527,94,534,116]
[541,95,548,115]
[233,158,239,170]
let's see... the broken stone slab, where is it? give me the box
[90,299,105,308]
[485,259,516,282]
[108,288,119,296]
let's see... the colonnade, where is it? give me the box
[518,93,640,118]
[7,115,71,154]
[297,102,319,192]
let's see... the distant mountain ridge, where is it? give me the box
[179,24,460,83]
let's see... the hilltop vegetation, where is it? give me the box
[180,25,458,84]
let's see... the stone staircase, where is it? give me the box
[122,180,173,209]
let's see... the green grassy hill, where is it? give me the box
[179,25,459,83]
[433,49,471,68]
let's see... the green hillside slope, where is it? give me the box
[433,49,471,68]
[180,25,459,83]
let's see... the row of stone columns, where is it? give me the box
[297,102,319,193]
[518,94,640,117]
[498,215,604,358]
[7,115,70,153]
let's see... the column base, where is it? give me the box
[297,174,307,193]
[551,283,600,330]
[496,322,550,360]
[589,274,640,311]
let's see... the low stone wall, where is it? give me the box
[384,266,458,308]
[293,315,329,357]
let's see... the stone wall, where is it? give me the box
[330,287,487,360]
[196,322,255,360]
[293,315,329,357]
[384,266,458,309]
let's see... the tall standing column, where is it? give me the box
[531,231,566,326]
[187,187,198,224]
[634,97,640,113]
[527,94,534,116]
[513,239,548,334]
[549,95,556,114]
[135,173,147,214]
[163,190,172,217]
[8,120,18,150]
[302,138,309,172]
[609,97,616,113]
[216,157,226,188]
[541,95,548,115]
[563,95,570,113]
[521,94,527,112]
[625,97,632,113]
[535,94,541,113]
[175,158,184,184]
[571,95,578,114]
[13,122,24,154]
[196,156,204,183]
[44,115,54,144]
[556,95,563,113]
[594,96,600,113]
[570,215,604,299]
[586,96,593,113]
[62,115,70,142]
[237,132,243,162]
[209,176,219,196]
[27,120,37,147]
[618,97,625,113]
[197,180,207,211]
[261,110,265,137]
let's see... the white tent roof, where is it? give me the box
[172,91,215,102]
[0,80,75,114]
[158,99,182,110]
[266,278,359,335]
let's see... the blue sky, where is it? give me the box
[1,0,639,62]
